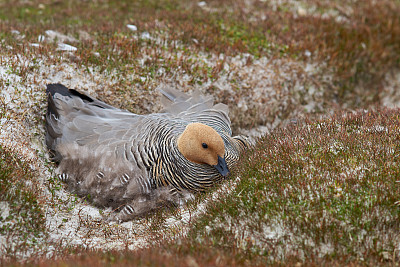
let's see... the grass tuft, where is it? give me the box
[0,145,46,261]
[186,108,400,264]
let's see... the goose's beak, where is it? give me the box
[213,155,230,177]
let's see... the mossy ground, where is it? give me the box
[0,146,46,260]
[1,0,400,265]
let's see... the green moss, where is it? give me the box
[186,109,400,264]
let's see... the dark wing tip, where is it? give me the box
[46,83,71,97]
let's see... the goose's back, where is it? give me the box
[45,84,248,221]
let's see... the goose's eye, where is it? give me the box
[202,143,208,149]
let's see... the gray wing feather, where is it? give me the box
[159,86,215,114]
[158,86,232,135]
[49,86,232,163]
[49,92,146,157]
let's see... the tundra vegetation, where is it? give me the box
[1,0,400,266]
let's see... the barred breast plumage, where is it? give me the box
[45,84,248,221]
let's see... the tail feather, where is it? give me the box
[45,84,94,162]
[46,84,72,119]
[45,84,121,162]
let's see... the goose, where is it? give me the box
[45,84,248,221]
